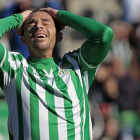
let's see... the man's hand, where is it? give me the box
[40,7,59,19]
[21,10,32,22]
[16,10,32,35]
[40,7,65,31]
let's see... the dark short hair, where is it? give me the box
[30,9,61,31]
[22,9,61,36]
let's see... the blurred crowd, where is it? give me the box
[0,0,140,140]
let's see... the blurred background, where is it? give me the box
[0,0,140,140]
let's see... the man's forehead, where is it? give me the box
[27,10,53,21]
[23,9,60,33]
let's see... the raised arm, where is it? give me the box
[42,8,113,68]
[0,10,31,88]
[0,14,23,39]
[57,10,113,66]
[0,10,32,39]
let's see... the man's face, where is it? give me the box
[23,11,57,53]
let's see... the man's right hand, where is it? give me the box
[16,10,32,36]
[21,10,32,22]
[40,7,65,31]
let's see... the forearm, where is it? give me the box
[57,10,113,66]
[0,14,23,78]
[80,27,113,66]
[0,14,23,39]
[57,10,107,39]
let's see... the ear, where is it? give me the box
[56,32,63,43]
[21,36,27,45]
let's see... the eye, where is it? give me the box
[43,21,51,25]
[28,23,35,28]
[43,23,47,25]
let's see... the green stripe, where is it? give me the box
[2,50,23,79]
[65,54,85,139]
[39,72,59,140]
[1,49,13,75]
[46,84,59,140]
[64,54,85,139]
[70,70,84,140]
[46,85,59,140]
[3,62,15,79]
[87,69,97,87]
[0,45,18,78]
[0,44,6,62]
[16,67,24,140]
[82,76,90,140]
[10,53,24,61]
[27,66,40,140]
[53,67,75,140]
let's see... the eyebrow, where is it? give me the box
[41,18,52,22]
[27,20,36,24]
[27,18,52,24]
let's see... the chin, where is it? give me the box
[36,45,49,50]
[33,39,55,51]
[34,42,49,50]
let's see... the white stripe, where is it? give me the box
[82,92,86,140]
[65,54,83,86]
[10,52,21,55]
[48,68,68,140]
[89,113,93,140]
[32,68,50,140]
[8,52,22,70]
[0,45,7,68]
[0,45,24,71]
[95,67,100,76]
[59,71,81,140]
[84,71,89,93]
[3,71,11,87]
[65,54,86,140]
[4,75,19,140]
[21,64,32,140]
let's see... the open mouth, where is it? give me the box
[35,34,47,39]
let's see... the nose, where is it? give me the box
[35,21,44,30]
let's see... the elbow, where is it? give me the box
[102,26,114,45]
[87,26,113,48]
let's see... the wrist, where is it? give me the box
[21,10,32,22]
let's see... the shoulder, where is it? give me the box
[63,49,80,62]
[60,49,80,70]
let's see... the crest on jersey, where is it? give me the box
[58,64,72,75]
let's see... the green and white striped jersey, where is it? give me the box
[0,9,113,140]
[0,43,99,140]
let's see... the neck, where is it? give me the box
[29,47,58,58]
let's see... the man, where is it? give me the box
[0,7,113,140]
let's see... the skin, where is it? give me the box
[19,8,62,58]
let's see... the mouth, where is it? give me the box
[34,34,47,39]
[32,31,48,40]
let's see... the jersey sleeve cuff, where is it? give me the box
[13,14,23,29]
[78,48,100,71]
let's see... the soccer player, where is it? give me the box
[0,7,113,140]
